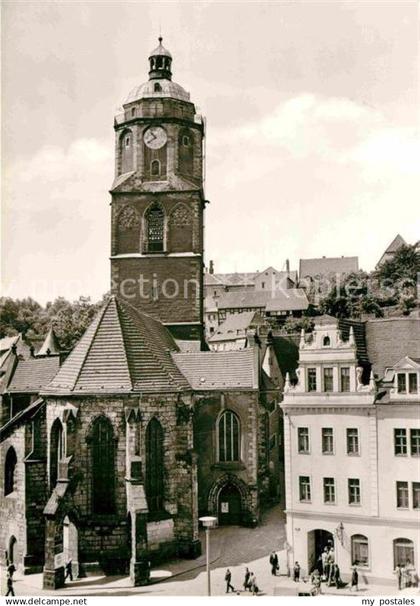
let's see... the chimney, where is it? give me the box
[209,260,214,275]
[286,259,290,275]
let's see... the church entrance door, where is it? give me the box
[218,483,241,525]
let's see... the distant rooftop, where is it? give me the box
[299,256,359,280]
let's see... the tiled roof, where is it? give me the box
[7,357,61,393]
[37,327,61,356]
[204,273,224,287]
[338,319,369,364]
[366,318,420,379]
[0,398,44,441]
[384,234,406,254]
[0,335,20,353]
[217,290,271,310]
[213,272,257,287]
[299,256,359,279]
[265,289,309,312]
[43,296,190,395]
[209,311,262,343]
[172,349,257,390]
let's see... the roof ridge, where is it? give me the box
[111,298,135,391]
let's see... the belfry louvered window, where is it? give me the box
[145,204,164,252]
[218,410,240,462]
[92,416,115,514]
[145,418,164,512]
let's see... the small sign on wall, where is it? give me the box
[221,502,229,513]
[54,553,64,568]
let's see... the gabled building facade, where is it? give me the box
[281,316,420,584]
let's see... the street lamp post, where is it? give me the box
[199,516,217,596]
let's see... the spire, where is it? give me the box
[37,327,61,357]
[148,36,173,81]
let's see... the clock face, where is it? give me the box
[143,126,167,149]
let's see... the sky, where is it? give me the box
[1,0,419,304]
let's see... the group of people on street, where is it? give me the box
[225,568,260,595]
[395,561,417,590]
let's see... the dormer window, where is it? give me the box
[154,82,162,92]
[397,372,419,394]
[131,108,136,117]
[323,336,331,347]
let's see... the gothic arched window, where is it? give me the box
[91,416,115,514]
[4,446,17,495]
[50,419,64,488]
[178,128,194,176]
[218,410,240,462]
[145,203,165,253]
[145,418,164,513]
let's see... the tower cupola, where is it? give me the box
[148,37,172,80]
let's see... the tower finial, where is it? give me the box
[158,35,163,44]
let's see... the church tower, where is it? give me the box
[110,38,205,343]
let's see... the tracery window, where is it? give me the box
[218,410,240,462]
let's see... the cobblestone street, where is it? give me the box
[2,505,419,597]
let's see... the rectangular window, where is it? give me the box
[394,428,407,456]
[341,367,350,392]
[307,368,317,392]
[297,427,310,453]
[396,481,409,508]
[323,477,335,503]
[348,478,361,505]
[397,373,407,393]
[409,373,418,394]
[324,367,334,392]
[299,476,311,502]
[322,428,334,454]
[410,429,420,456]
[412,482,420,509]
[347,428,359,455]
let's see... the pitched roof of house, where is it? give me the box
[208,311,263,343]
[0,398,44,441]
[204,273,224,287]
[299,256,359,279]
[366,317,420,379]
[37,327,61,356]
[384,234,406,254]
[43,296,190,395]
[213,272,257,287]
[216,290,271,310]
[7,357,61,393]
[265,289,309,312]
[172,348,257,390]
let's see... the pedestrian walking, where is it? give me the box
[225,568,234,593]
[7,562,16,578]
[395,564,402,590]
[5,574,15,596]
[65,560,73,581]
[250,572,259,595]
[351,566,359,592]
[293,561,301,582]
[243,567,251,591]
[269,551,279,576]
